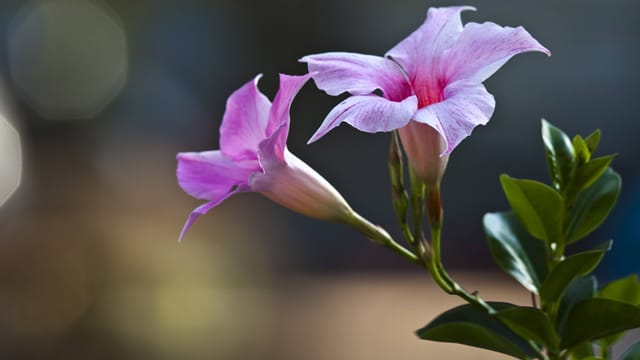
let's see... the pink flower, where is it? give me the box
[177,74,356,240]
[301,6,549,186]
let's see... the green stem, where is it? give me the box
[541,253,564,358]
[388,131,414,245]
[423,186,493,312]
[385,237,421,264]
[429,223,493,312]
[348,211,419,264]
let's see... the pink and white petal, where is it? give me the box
[257,124,288,169]
[219,74,272,161]
[444,22,550,84]
[308,95,417,143]
[300,52,411,101]
[178,188,239,241]
[177,150,258,200]
[250,149,353,222]
[265,73,311,138]
[413,81,495,155]
[386,6,475,82]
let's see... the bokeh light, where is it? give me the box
[0,114,21,206]
[7,0,127,120]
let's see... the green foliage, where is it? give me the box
[542,119,576,192]
[538,241,611,303]
[569,155,614,194]
[500,175,564,245]
[557,276,597,338]
[565,168,621,244]
[473,120,632,359]
[596,275,640,349]
[559,298,640,349]
[416,303,540,359]
[415,120,626,358]
[584,129,601,155]
[484,211,547,293]
[567,341,596,359]
[494,306,558,348]
[598,274,640,304]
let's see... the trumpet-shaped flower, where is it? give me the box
[177,74,385,242]
[301,6,549,186]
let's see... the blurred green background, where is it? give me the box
[0,0,638,358]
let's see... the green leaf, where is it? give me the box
[484,212,548,293]
[416,303,539,359]
[620,341,640,360]
[596,275,640,347]
[573,135,591,164]
[560,298,640,349]
[598,274,640,305]
[565,168,621,244]
[494,306,558,348]
[584,129,601,155]
[539,242,611,303]
[571,156,615,193]
[557,276,598,335]
[567,341,595,359]
[500,175,564,245]
[542,119,576,191]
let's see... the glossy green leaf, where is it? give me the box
[598,274,640,304]
[620,341,640,360]
[500,175,564,245]
[573,135,591,164]
[567,341,595,359]
[560,298,640,349]
[557,276,598,335]
[539,242,611,303]
[484,212,548,293]
[416,303,539,359]
[584,129,601,155]
[494,306,557,348]
[565,168,621,244]
[596,275,640,347]
[542,119,576,191]
[572,156,615,192]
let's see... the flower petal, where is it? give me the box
[251,148,352,222]
[301,52,410,101]
[413,81,495,155]
[308,95,417,143]
[177,150,258,200]
[444,22,550,83]
[385,6,475,82]
[257,124,288,169]
[265,73,311,139]
[178,190,238,241]
[219,74,272,161]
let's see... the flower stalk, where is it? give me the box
[388,130,494,312]
[388,130,414,245]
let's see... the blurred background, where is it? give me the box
[0,0,638,358]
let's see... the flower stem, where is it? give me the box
[348,211,420,264]
[430,221,493,312]
[421,185,493,312]
[388,131,415,245]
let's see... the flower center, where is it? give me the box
[415,79,445,108]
